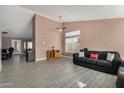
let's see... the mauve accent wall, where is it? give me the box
[63,18,124,58]
[34,14,62,60]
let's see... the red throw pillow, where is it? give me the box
[90,54,98,59]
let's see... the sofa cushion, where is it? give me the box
[78,57,86,63]
[98,52,107,60]
[85,58,97,64]
[96,60,112,67]
[84,49,90,57]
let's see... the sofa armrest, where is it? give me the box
[114,57,122,63]
[73,53,79,58]
[116,64,124,87]
[120,61,124,66]
[112,55,122,68]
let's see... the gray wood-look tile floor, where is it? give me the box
[0,55,117,88]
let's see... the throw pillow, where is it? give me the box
[84,48,89,57]
[90,54,99,59]
[79,51,85,57]
[106,53,115,61]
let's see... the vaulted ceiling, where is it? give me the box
[22,5,124,22]
[1,5,124,38]
[0,6,34,39]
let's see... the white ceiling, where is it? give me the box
[0,6,34,39]
[22,5,124,22]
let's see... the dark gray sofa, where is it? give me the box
[73,50,122,74]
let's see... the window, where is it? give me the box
[65,30,80,37]
[24,42,26,50]
[65,30,80,53]
[27,42,33,49]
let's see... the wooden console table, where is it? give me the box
[46,50,61,60]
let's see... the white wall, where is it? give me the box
[0,6,34,39]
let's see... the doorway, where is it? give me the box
[11,40,22,54]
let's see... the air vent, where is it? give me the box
[2,31,8,34]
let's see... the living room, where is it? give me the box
[0,3,124,90]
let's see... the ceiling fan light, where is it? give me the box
[58,29,63,32]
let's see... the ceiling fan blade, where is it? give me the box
[62,27,67,29]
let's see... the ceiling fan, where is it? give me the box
[56,16,67,32]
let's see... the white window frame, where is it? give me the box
[65,30,80,53]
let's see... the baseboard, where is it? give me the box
[36,55,73,61]
[62,55,73,59]
[36,58,47,61]
[13,53,25,55]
